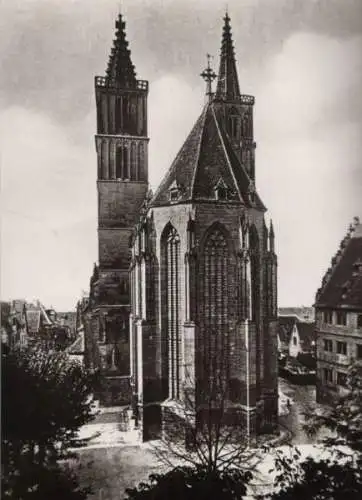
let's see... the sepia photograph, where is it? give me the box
[1,0,362,498]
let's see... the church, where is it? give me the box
[84,11,279,441]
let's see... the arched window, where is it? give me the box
[249,226,259,321]
[116,146,123,179]
[138,142,145,181]
[101,141,108,179]
[131,142,137,180]
[201,227,230,334]
[161,225,181,399]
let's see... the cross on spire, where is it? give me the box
[200,53,217,101]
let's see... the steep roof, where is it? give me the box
[215,12,240,100]
[66,332,85,355]
[105,13,137,87]
[316,219,362,309]
[150,101,265,210]
[278,315,298,344]
[296,322,316,351]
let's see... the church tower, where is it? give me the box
[86,13,149,404]
[130,13,278,440]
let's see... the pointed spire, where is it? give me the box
[106,13,137,88]
[215,12,241,100]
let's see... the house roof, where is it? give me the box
[278,315,298,343]
[66,333,84,355]
[296,322,316,350]
[316,220,362,309]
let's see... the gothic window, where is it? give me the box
[161,225,181,399]
[101,141,108,179]
[228,115,240,140]
[131,142,137,180]
[116,146,123,179]
[138,143,145,181]
[115,96,122,133]
[202,228,229,332]
[249,226,259,321]
[200,226,231,388]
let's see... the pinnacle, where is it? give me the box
[106,13,137,87]
[215,13,241,100]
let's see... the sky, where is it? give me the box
[1,0,361,311]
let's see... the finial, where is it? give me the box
[200,53,217,101]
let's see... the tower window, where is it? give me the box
[228,116,240,140]
[131,142,137,180]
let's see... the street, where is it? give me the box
[278,377,328,445]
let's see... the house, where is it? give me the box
[85,11,279,440]
[1,300,28,348]
[278,315,316,360]
[315,217,362,404]
[278,316,297,354]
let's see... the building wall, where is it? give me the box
[130,201,278,438]
[316,308,362,404]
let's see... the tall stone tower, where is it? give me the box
[86,14,149,404]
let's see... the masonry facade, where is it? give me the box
[315,217,362,404]
[86,12,278,438]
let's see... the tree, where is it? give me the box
[1,344,98,499]
[152,330,257,475]
[124,466,252,500]
[262,361,362,499]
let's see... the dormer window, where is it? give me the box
[169,189,179,202]
[168,181,181,203]
[214,178,228,201]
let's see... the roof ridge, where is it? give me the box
[211,105,243,203]
[190,104,210,197]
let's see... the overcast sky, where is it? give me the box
[1,0,361,311]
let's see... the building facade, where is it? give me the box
[86,12,279,439]
[315,217,362,404]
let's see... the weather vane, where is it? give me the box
[200,53,217,101]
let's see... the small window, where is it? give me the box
[216,186,227,200]
[357,315,362,328]
[337,372,347,387]
[324,339,333,352]
[323,310,333,324]
[336,341,347,355]
[169,189,179,202]
[357,344,362,359]
[323,368,333,384]
[293,336,297,345]
[336,311,347,325]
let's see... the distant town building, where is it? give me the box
[315,217,362,404]
[278,315,316,360]
[85,11,279,441]
[278,307,315,323]
[1,300,74,352]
